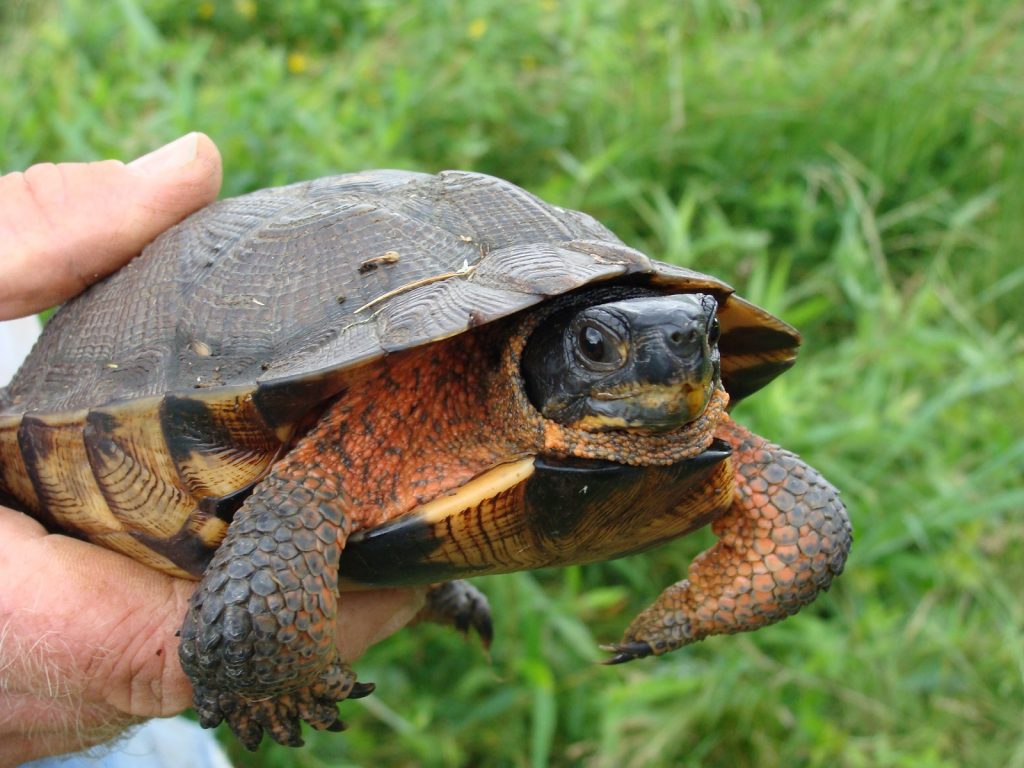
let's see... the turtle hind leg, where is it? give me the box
[179,462,369,750]
[604,417,851,662]
[415,580,494,648]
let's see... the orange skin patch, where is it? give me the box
[289,336,532,532]
[288,321,725,534]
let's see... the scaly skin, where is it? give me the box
[178,462,374,749]
[605,416,851,662]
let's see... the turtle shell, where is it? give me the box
[0,170,799,578]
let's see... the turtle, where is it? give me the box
[0,170,851,750]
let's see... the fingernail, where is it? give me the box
[127,133,199,175]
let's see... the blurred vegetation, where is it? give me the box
[2,1,1023,766]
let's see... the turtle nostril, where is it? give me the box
[668,329,700,348]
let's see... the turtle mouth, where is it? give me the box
[578,379,717,433]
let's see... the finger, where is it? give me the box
[0,132,222,320]
[335,587,428,661]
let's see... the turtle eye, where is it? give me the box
[707,316,721,347]
[575,322,623,369]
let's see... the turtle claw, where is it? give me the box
[600,641,654,665]
[191,660,370,750]
[457,606,494,648]
[348,681,376,699]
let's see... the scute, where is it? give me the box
[0,169,800,573]
[18,410,122,535]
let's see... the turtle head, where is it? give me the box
[522,293,721,433]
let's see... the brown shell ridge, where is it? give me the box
[0,412,41,513]
[158,390,284,502]
[83,401,195,539]
[16,410,126,536]
[432,171,583,248]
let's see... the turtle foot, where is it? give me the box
[192,659,370,751]
[418,580,494,648]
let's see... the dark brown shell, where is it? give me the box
[0,170,799,576]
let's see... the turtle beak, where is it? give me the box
[581,372,717,433]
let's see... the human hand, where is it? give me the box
[0,135,425,763]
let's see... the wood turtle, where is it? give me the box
[0,170,851,749]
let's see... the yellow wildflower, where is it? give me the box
[467,18,487,40]
[287,52,308,75]
[234,0,257,20]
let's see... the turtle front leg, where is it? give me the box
[178,462,372,750]
[605,417,851,662]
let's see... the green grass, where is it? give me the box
[3,1,1022,766]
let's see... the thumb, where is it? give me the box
[0,132,222,320]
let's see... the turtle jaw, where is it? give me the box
[576,377,718,433]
